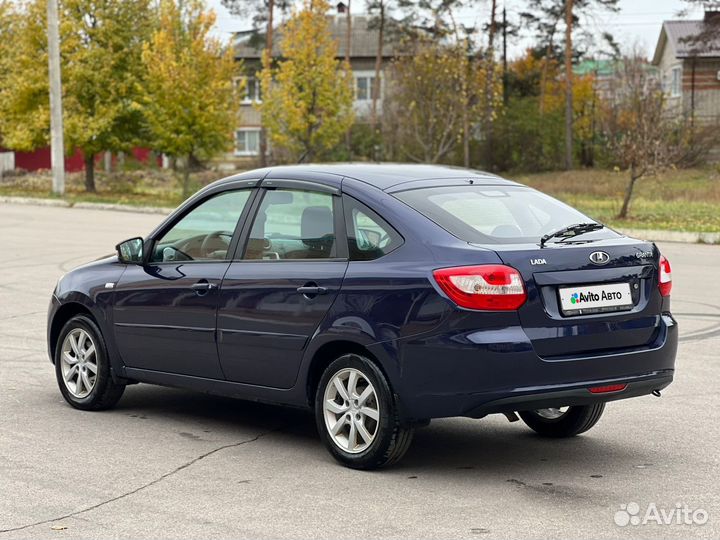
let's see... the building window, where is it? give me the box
[355,75,380,101]
[234,76,262,103]
[671,67,682,97]
[235,129,261,156]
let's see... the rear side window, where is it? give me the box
[243,189,337,260]
[343,195,403,261]
[394,185,617,244]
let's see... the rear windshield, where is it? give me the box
[394,185,618,245]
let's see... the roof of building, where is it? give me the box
[217,163,513,191]
[234,15,397,60]
[652,20,720,64]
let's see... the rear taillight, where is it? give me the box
[432,265,527,311]
[658,255,672,297]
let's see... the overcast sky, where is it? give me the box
[208,0,706,59]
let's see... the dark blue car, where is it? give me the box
[48,164,677,469]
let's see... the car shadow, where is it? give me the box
[115,384,648,477]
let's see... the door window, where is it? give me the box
[244,189,337,260]
[150,190,251,263]
[344,195,403,261]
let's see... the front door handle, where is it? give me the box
[297,283,328,297]
[191,280,217,295]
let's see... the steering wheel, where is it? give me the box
[200,230,232,258]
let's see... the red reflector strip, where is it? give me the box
[588,384,627,394]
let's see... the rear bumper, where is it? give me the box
[464,372,673,417]
[382,312,678,420]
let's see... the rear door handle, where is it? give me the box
[297,284,328,296]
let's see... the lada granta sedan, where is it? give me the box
[48,164,677,469]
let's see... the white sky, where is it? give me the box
[207,0,706,59]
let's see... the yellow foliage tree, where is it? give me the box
[259,0,354,162]
[142,0,239,197]
[383,40,468,163]
[0,0,153,191]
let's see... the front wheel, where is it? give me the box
[518,404,605,437]
[315,354,414,469]
[55,315,125,411]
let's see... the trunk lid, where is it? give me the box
[486,237,662,357]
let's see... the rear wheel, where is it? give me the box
[315,354,414,469]
[519,403,605,437]
[55,315,125,411]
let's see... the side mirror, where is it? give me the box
[116,237,144,264]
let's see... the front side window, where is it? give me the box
[244,189,337,260]
[395,185,620,245]
[235,129,260,156]
[344,195,403,260]
[150,190,251,262]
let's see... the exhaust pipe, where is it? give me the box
[652,389,662,397]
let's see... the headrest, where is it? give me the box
[301,206,334,250]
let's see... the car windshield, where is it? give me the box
[394,185,618,245]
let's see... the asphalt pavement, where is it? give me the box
[0,202,718,539]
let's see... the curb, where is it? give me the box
[617,228,720,245]
[0,195,172,215]
[1,195,718,244]
[73,202,173,215]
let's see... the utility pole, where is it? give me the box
[564,0,574,171]
[258,0,275,168]
[47,0,65,195]
[502,6,508,106]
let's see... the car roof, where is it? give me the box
[217,163,520,192]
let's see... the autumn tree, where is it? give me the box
[221,0,291,165]
[521,0,619,170]
[0,0,152,191]
[258,0,354,162]
[0,0,52,154]
[599,56,701,218]
[142,0,239,198]
[383,40,467,163]
[366,0,391,130]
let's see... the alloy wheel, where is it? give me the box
[534,406,570,420]
[323,368,380,454]
[60,328,98,398]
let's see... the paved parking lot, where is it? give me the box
[1,202,718,539]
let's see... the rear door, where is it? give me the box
[217,181,348,388]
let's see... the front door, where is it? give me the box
[113,189,254,379]
[218,186,348,388]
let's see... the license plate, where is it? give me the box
[558,282,633,315]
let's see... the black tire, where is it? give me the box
[519,404,605,437]
[54,315,125,411]
[314,354,414,470]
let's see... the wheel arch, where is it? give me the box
[49,302,96,363]
[305,340,396,408]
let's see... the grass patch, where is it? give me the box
[2,166,719,232]
[0,168,224,208]
[513,167,720,232]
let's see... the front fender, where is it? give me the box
[47,257,127,375]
